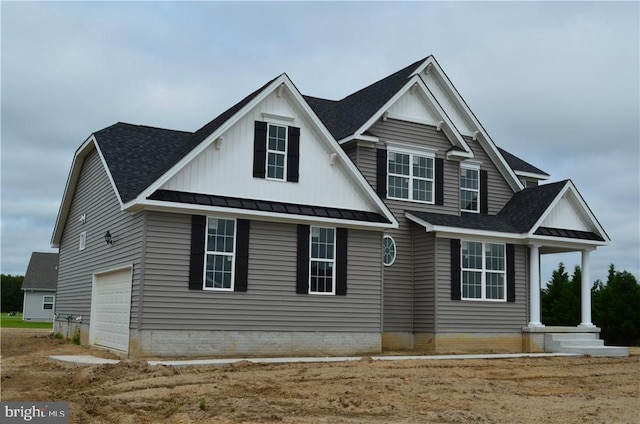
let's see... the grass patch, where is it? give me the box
[0,313,52,329]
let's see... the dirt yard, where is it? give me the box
[1,329,638,423]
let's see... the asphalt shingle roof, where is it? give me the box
[22,252,58,290]
[409,180,568,234]
[496,180,567,232]
[95,78,276,204]
[304,57,426,141]
[498,147,548,176]
[92,58,549,216]
[94,123,192,203]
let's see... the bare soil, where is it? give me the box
[1,328,638,423]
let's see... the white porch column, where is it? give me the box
[579,249,595,327]
[528,244,543,327]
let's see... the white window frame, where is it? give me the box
[203,217,236,291]
[309,226,336,295]
[43,295,55,310]
[79,231,86,251]
[460,163,480,213]
[266,123,288,181]
[387,148,435,204]
[382,235,396,266]
[461,241,506,301]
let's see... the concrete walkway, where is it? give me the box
[50,352,580,366]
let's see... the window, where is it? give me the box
[266,124,287,180]
[79,231,86,251]
[204,218,236,290]
[382,235,396,266]
[461,166,479,212]
[461,241,505,301]
[309,227,335,295]
[387,151,434,203]
[43,295,54,310]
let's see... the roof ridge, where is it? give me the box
[114,122,193,134]
[338,57,427,102]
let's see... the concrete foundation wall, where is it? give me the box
[130,330,381,358]
[434,333,523,353]
[381,332,415,351]
[384,331,523,354]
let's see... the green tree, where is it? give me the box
[592,265,640,346]
[541,263,581,326]
[1,274,24,312]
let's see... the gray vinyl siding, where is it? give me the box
[435,237,528,332]
[413,228,435,332]
[463,137,515,213]
[23,291,55,322]
[55,149,143,327]
[141,212,382,332]
[349,119,521,333]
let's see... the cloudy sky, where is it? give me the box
[2,1,638,284]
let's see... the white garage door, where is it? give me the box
[91,267,132,353]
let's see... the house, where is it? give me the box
[21,252,58,322]
[51,56,613,358]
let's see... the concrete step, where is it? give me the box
[543,332,628,357]
[545,333,599,342]
[559,345,629,357]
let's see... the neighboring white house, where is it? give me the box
[21,252,58,322]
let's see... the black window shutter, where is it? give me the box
[450,238,461,300]
[480,170,489,214]
[234,219,250,292]
[336,228,348,296]
[253,121,267,178]
[435,158,444,206]
[287,126,300,182]
[188,215,207,290]
[376,149,387,197]
[296,224,310,294]
[506,244,516,302]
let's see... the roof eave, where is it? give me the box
[515,170,550,181]
[137,199,398,230]
[51,135,97,247]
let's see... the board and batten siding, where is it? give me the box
[56,149,144,328]
[141,212,383,332]
[435,237,528,332]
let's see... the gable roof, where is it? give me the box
[94,123,192,203]
[21,252,58,291]
[305,56,545,190]
[498,147,549,178]
[406,179,608,245]
[496,180,566,232]
[304,58,425,141]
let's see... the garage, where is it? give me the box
[90,267,132,353]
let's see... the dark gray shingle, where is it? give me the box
[22,252,58,290]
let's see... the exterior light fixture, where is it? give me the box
[104,231,113,245]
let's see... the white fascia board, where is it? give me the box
[529,180,610,242]
[137,199,397,230]
[528,235,608,250]
[404,212,523,241]
[350,75,472,156]
[515,170,550,181]
[51,135,105,247]
[338,133,380,145]
[418,57,524,192]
